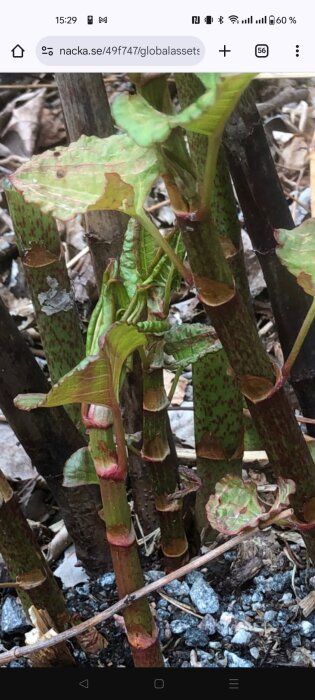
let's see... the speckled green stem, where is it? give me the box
[175,73,315,563]
[88,406,163,667]
[0,470,69,631]
[142,363,188,567]
[5,183,84,429]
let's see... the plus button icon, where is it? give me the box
[219,45,231,56]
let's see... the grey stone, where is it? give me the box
[217,612,234,637]
[209,641,221,649]
[170,613,199,635]
[196,650,215,667]
[184,628,209,648]
[224,651,254,668]
[144,570,164,583]
[1,596,29,634]
[156,609,170,622]
[231,629,252,645]
[98,572,116,588]
[252,592,263,603]
[164,579,190,598]
[250,647,260,660]
[291,635,301,648]
[300,621,314,637]
[264,610,276,623]
[199,614,216,636]
[186,571,203,586]
[190,578,220,614]
[157,599,168,609]
[281,592,293,604]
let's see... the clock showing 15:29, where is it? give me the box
[55,17,77,24]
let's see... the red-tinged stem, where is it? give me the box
[87,405,163,667]
[142,365,188,569]
[175,73,315,564]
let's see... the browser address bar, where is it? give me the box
[37,36,205,65]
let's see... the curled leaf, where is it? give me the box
[276,219,315,296]
[112,74,255,147]
[206,475,295,535]
[164,323,221,369]
[15,323,147,410]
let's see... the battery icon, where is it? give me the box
[87,15,93,24]
[269,15,275,24]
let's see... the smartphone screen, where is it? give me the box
[0,1,314,694]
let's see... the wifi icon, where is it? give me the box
[229,15,239,23]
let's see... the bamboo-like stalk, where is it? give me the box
[5,184,84,429]
[193,151,251,534]
[0,470,69,631]
[55,73,127,290]
[224,87,315,435]
[192,351,243,535]
[175,73,315,563]
[0,298,110,576]
[142,359,188,567]
[87,404,163,667]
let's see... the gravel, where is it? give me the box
[190,578,220,614]
[0,596,30,634]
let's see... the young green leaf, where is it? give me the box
[276,219,315,296]
[11,134,161,222]
[63,447,99,487]
[15,323,147,410]
[86,260,129,356]
[112,74,255,148]
[164,323,221,369]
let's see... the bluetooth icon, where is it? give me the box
[218,16,224,24]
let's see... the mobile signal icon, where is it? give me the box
[229,15,239,23]
[256,16,267,23]
[241,15,253,24]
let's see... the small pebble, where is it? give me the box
[209,641,221,650]
[164,580,190,598]
[197,650,215,667]
[144,570,164,583]
[281,592,293,604]
[199,614,216,636]
[0,596,30,634]
[184,628,209,648]
[190,578,220,615]
[264,610,276,623]
[98,572,116,588]
[291,634,301,648]
[170,614,199,635]
[186,571,203,586]
[250,647,260,660]
[300,621,314,637]
[231,629,252,646]
[224,651,254,668]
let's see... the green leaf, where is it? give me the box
[164,323,221,369]
[86,260,129,356]
[206,475,295,535]
[63,447,98,487]
[276,219,315,296]
[11,134,161,221]
[15,323,147,410]
[112,74,255,148]
[120,219,184,301]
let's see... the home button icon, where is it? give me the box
[154,679,165,690]
[11,44,25,58]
